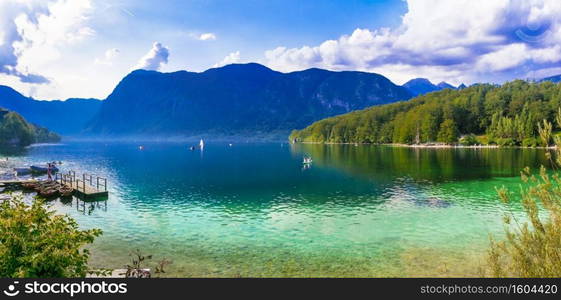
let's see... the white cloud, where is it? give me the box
[95,48,120,65]
[213,51,241,68]
[476,44,529,72]
[0,0,48,83]
[525,66,561,79]
[0,0,94,84]
[198,33,216,41]
[135,42,170,71]
[264,0,561,85]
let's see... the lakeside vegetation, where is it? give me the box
[0,195,101,277]
[486,114,561,277]
[0,109,60,148]
[290,80,561,147]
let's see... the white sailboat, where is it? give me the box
[199,139,205,150]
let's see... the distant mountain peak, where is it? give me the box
[204,63,278,75]
[402,78,459,96]
[436,81,456,89]
[539,74,561,83]
[407,77,432,83]
[0,85,26,98]
[403,78,439,96]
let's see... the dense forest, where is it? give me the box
[290,80,561,146]
[0,109,60,148]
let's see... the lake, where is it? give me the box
[0,142,551,277]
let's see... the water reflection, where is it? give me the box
[290,144,551,183]
[75,198,108,215]
[0,145,28,157]
[0,187,109,216]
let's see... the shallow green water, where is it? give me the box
[1,142,551,277]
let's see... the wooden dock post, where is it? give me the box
[65,171,108,200]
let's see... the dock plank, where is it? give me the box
[59,179,108,199]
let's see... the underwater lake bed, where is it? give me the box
[0,142,548,277]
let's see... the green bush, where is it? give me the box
[474,135,489,145]
[459,134,477,146]
[488,167,561,277]
[495,138,516,147]
[0,195,102,277]
[521,137,539,148]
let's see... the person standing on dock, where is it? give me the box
[47,163,52,181]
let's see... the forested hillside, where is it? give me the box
[0,109,60,148]
[290,80,561,146]
[84,63,412,137]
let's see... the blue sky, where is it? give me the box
[0,0,560,100]
[96,0,407,72]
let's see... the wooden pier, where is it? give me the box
[1,171,108,200]
[56,171,108,200]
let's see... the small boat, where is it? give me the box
[30,165,59,174]
[14,167,31,175]
[199,139,205,149]
[34,181,58,192]
[38,188,59,199]
[58,186,73,198]
[189,146,196,151]
[21,182,38,190]
[139,146,145,150]
[303,157,313,164]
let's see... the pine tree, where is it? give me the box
[437,119,458,144]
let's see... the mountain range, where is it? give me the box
[0,86,102,135]
[84,63,413,137]
[1,63,560,140]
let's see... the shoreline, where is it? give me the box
[292,142,558,150]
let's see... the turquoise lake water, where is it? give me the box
[1,142,552,277]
